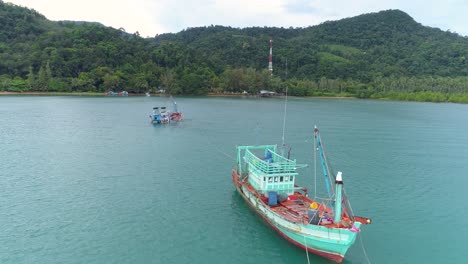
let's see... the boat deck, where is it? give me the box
[261,193,332,224]
[273,201,308,223]
[236,170,336,226]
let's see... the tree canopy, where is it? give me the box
[1,3,468,102]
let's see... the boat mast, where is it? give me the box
[334,172,343,223]
[170,96,178,112]
[313,126,333,198]
[281,58,288,156]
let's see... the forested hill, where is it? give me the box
[156,10,468,79]
[1,2,468,102]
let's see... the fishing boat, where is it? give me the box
[169,100,182,121]
[149,107,170,124]
[232,126,371,263]
[149,99,182,124]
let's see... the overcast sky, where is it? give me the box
[5,0,468,37]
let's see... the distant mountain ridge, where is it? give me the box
[1,2,468,101]
[154,9,468,78]
[58,20,105,27]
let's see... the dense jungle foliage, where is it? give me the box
[1,1,468,102]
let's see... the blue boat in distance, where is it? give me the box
[149,98,182,124]
[150,107,170,124]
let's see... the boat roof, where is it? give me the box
[238,145,298,176]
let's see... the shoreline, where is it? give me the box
[0,91,162,96]
[1,91,464,104]
[0,91,354,99]
[0,91,106,96]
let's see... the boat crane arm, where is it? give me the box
[314,126,333,198]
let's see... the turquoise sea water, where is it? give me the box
[1,96,468,264]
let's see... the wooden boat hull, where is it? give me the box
[170,112,182,121]
[232,170,359,263]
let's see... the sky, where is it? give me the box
[5,0,468,37]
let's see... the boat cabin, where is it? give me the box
[237,145,299,196]
[152,107,160,115]
[150,106,170,124]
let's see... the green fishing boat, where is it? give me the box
[232,126,371,263]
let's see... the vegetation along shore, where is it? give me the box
[1,2,468,103]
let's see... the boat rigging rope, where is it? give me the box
[319,135,335,195]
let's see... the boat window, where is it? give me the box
[280,176,283,182]
[284,177,289,182]
[290,176,293,181]
[274,177,278,182]
[263,177,266,182]
[268,177,272,183]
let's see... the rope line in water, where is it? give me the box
[206,139,236,161]
[358,232,372,264]
[197,127,236,161]
[303,235,311,264]
[342,181,371,263]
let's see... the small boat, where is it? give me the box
[232,126,371,263]
[169,100,182,121]
[105,91,128,96]
[149,99,182,124]
[149,107,170,124]
[145,92,151,97]
[170,111,182,121]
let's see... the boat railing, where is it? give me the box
[256,187,307,194]
[266,148,293,164]
[248,163,298,177]
[244,148,296,174]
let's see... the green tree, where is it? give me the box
[160,70,178,94]
[26,65,36,91]
[37,62,52,91]
[102,73,120,91]
[9,76,27,92]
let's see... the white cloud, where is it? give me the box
[5,0,468,37]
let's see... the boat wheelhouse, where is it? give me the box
[150,107,170,124]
